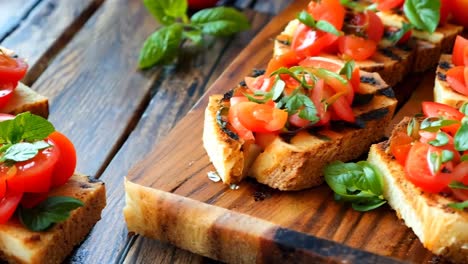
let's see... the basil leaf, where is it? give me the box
[448,200,468,210]
[403,0,440,33]
[316,68,348,85]
[459,103,468,116]
[298,95,319,122]
[18,196,84,231]
[138,24,183,69]
[1,140,51,163]
[387,23,412,44]
[339,61,355,80]
[441,150,454,163]
[449,181,468,190]
[324,161,386,212]
[420,117,458,132]
[461,154,468,162]
[428,151,441,175]
[272,79,285,101]
[428,132,449,147]
[143,0,188,25]
[316,20,341,36]
[297,10,316,28]
[407,117,419,137]
[183,30,203,45]
[191,7,250,37]
[0,112,55,144]
[455,121,468,151]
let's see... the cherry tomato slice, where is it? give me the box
[365,11,384,43]
[20,192,48,209]
[5,138,60,193]
[330,95,355,123]
[405,142,452,193]
[0,82,15,109]
[422,102,464,135]
[446,66,468,96]
[265,50,301,76]
[338,35,377,61]
[307,0,345,30]
[292,24,339,58]
[0,53,28,84]
[452,35,468,67]
[49,132,77,187]
[373,0,404,11]
[389,131,414,166]
[0,191,22,224]
[234,102,288,133]
[439,0,452,25]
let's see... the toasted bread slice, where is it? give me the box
[367,118,468,263]
[0,174,106,264]
[376,12,463,72]
[434,54,468,108]
[0,82,49,118]
[274,19,414,86]
[203,71,397,190]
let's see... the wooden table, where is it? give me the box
[0,0,293,262]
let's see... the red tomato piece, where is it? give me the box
[0,82,15,109]
[0,53,28,84]
[292,24,339,58]
[20,192,48,209]
[187,0,218,9]
[338,35,377,61]
[255,132,277,150]
[422,101,463,135]
[405,142,452,193]
[0,191,22,224]
[439,0,452,25]
[330,95,355,123]
[265,50,301,76]
[390,131,414,166]
[244,75,273,92]
[49,132,77,187]
[310,79,331,126]
[234,102,288,133]
[373,0,404,11]
[289,113,311,128]
[452,35,468,67]
[307,0,345,30]
[365,11,384,43]
[446,66,468,96]
[5,138,60,193]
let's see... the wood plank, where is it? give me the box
[1,0,103,85]
[73,9,275,264]
[0,0,41,41]
[253,0,293,14]
[123,0,452,263]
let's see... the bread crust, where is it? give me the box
[0,174,106,264]
[368,118,468,263]
[434,54,468,108]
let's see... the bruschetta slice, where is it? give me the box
[0,47,48,118]
[204,60,397,190]
[0,113,106,264]
[368,103,468,263]
[434,35,468,108]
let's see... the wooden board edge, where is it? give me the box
[123,179,404,264]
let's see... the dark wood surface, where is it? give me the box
[1,0,294,263]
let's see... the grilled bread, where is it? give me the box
[367,118,468,263]
[203,71,397,190]
[434,54,468,108]
[0,174,106,264]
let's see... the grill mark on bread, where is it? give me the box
[379,48,402,61]
[439,61,451,70]
[437,72,447,81]
[377,87,396,98]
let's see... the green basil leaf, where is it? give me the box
[2,143,38,162]
[143,0,188,25]
[272,79,285,101]
[352,199,386,212]
[459,103,468,116]
[340,0,367,12]
[297,10,316,28]
[441,150,454,163]
[448,200,468,210]
[316,20,341,36]
[428,151,441,175]
[403,0,440,33]
[407,117,419,137]
[387,22,412,44]
[183,30,203,45]
[0,112,55,145]
[298,95,319,122]
[18,196,84,231]
[339,61,355,80]
[461,154,468,162]
[449,181,468,190]
[316,68,348,85]
[428,132,449,147]
[138,24,183,69]
[455,121,468,151]
[420,117,458,132]
[191,7,250,37]
[358,161,384,196]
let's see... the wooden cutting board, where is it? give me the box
[124,1,446,263]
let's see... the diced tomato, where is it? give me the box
[244,75,273,92]
[405,142,452,193]
[365,11,384,43]
[330,95,355,123]
[255,132,277,149]
[310,79,331,126]
[451,0,468,28]
[307,0,345,30]
[289,113,311,128]
[229,102,288,134]
[265,50,301,76]
[292,24,339,58]
[446,66,468,96]
[230,96,249,106]
[0,191,22,224]
[451,162,468,185]
[390,131,414,166]
[338,35,377,61]
[373,0,404,11]
[313,68,354,104]
[422,102,464,135]
[452,35,468,67]
[0,82,15,109]
[228,109,254,141]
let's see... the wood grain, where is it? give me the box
[124,0,449,263]
[0,0,40,41]
[1,0,103,85]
